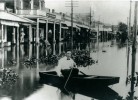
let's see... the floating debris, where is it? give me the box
[71,50,95,67]
[0,68,18,89]
[102,50,106,52]
[8,59,17,65]
[23,55,59,68]
[23,50,96,68]
[92,50,97,53]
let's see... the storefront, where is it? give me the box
[0,10,35,47]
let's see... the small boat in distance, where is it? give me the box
[39,71,120,88]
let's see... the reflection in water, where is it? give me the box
[16,46,20,70]
[0,41,138,100]
[0,97,12,100]
[59,42,62,54]
[53,43,56,55]
[1,48,4,68]
[20,45,25,59]
[24,85,59,100]
[12,45,16,60]
[24,83,120,100]
[29,44,32,60]
[36,44,40,79]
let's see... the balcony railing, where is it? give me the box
[16,9,47,16]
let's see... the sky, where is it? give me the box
[45,0,135,25]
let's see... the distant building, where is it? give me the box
[0,0,114,46]
[0,0,46,12]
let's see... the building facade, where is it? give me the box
[0,0,113,47]
[0,2,35,47]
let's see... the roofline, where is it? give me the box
[6,11,36,24]
[0,18,36,25]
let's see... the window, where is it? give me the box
[34,0,39,9]
[23,0,31,10]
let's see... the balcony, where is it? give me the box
[16,9,48,16]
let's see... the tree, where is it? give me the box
[118,22,127,33]
[118,22,128,43]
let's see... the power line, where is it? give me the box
[65,0,79,43]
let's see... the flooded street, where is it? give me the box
[0,0,138,99]
[0,40,138,100]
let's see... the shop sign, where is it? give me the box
[46,13,56,19]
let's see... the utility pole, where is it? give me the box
[88,7,92,56]
[90,7,92,29]
[126,17,129,78]
[130,1,138,100]
[65,0,78,51]
[14,0,17,13]
[97,16,100,43]
[126,0,132,77]
[65,0,78,43]
[129,0,132,39]
[71,0,73,43]
[102,19,104,42]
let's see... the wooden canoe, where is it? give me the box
[39,71,120,88]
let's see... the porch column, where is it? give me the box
[36,18,40,44]
[16,45,19,69]
[59,43,61,54]
[36,44,39,60]
[102,31,104,42]
[12,27,16,44]
[12,46,16,60]
[53,21,56,43]
[1,24,4,47]
[17,27,19,46]
[36,44,39,73]
[107,31,109,40]
[53,43,56,55]
[45,49,48,56]
[97,30,99,45]
[5,26,7,44]
[1,48,4,68]
[31,0,34,9]
[39,0,42,10]
[29,44,32,59]
[29,25,33,43]
[30,0,34,14]
[59,22,62,41]
[20,0,23,14]
[46,20,48,41]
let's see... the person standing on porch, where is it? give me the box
[12,28,16,44]
[20,28,25,43]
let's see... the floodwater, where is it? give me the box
[0,40,138,100]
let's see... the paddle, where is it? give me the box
[63,67,75,96]
[64,67,74,89]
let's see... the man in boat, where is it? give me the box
[56,51,79,77]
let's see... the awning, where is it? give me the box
[76,24,89,29]
[82,25,89,29]
[0,11,35,24]
[104,28,112,31]
[61,23,68,29]
[39,20,46,23]
[91,28,97,32]
[64,21,77,28]
[0,20,19,27]
[61,27,68,29]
